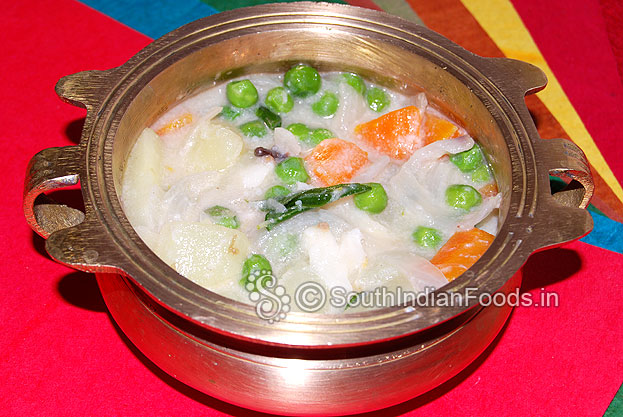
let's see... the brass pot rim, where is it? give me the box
[27,2,594,348]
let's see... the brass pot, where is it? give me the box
[23,3,593,415]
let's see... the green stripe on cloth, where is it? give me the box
[604,382,623,417]
[201,0,346,11]
[372,0,424,24]
[588,203,607,218]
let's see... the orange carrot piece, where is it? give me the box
[423,114,460,145]
[156,113,193,136]
[304,138,368,186]
[431,228,495,281]
[354,106,423,160]
[479,183,498,198]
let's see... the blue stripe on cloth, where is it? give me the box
[581,211,623,254]
[79,0,219,39]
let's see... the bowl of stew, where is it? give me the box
[24,2,593,415]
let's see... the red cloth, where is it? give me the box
[511,0,623,190]
[2,0,622,416]
[598,0,623,82]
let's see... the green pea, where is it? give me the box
[255,106,281,130]
[308,128,334,146]
[412,226,442,248]
[239,120,267,138]
[287,124,333,146]
[241,254,273,290]
[312,92,339,117]
[275,157,309,184]
[284,64,321,98]
[265,185,290,201]
[450,143,483,173]
[287,123,310,142]
[342,72,366,95]
[220,105,241,121]
[205,205,239,229]
[471,163,492,183]
[265,87,294,113]
[226,80,258,108]
[446,184,482,211]
[365,87,390,112]
[353,183,388,214]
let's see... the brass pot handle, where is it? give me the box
[24,69,119,238]
[479,57,595,208]
[477,58,595,249]
[543,138,594,209]
[24,68,127,274]
[476,56,548,97]
[23,146,84,238]
[530,138,595,250]
[24,144,126,274]
[55,69,118,109]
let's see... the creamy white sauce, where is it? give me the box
[120,71,500,313]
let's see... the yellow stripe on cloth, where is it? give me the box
[461,0,623,204]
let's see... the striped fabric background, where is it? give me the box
[2,0,621,416]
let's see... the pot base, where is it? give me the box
[97,270,519,415]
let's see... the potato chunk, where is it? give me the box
[155,221,249,289]
[185,119,243,172]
